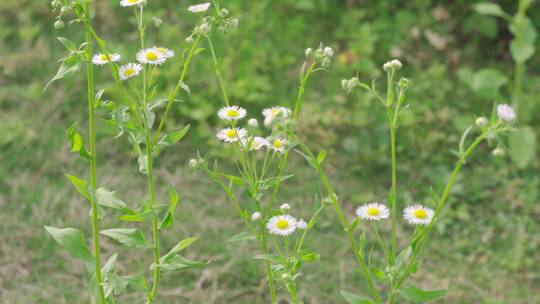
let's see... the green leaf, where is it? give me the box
[57,37,77,52]
[100,228,151,248]
[179,81,190,95]
[66,122,91,160]
[66,174,91,202]
[473,3,509,19]
[226,232,256,242]
[44,56,80,92]
[340,290,374,304]
[300,251,320,262]
[154,125,190,152]
[159,184,180,229]
[161,237,198,263]
[316,150,327,164]
[509,126,537,168]
[118,208,156,222]
[395,286,447,303]
[96,187,128,210]
[509,17,537,63]
[44,226,94,262]
[150,255,208,272]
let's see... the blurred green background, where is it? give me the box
[1,0,539,303]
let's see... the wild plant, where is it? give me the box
[44,1,207,303]
[191,3,335,302]
[325,61,514,303]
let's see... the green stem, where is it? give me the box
[512,62,524,118]
[207,36,230,106]
[153,34,202,144]
[206,34,276,303]
[386,107,397,264]
[84,3,106,303]
[293,137,382,303]
[395,134,486,288]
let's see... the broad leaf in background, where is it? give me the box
[457,68,508,99]
[44,226,94,262]
[509,16,537,64]
[509,126,537,168]
[394,286,447,303]
[473,3,510,19]
[340,290,374,304]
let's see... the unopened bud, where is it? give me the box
[185,36,194,44]
[152,17,162,28]
[54,20,65,29]
[323,46,334,57]
[189,159,198,168]
[248,118,258,127]
[475,117,488,128]
[251,212,261,221]
[280,203,291,212]
[219,8,229,17]
[305,47,313,57]
[390,59,403,70]
[492,148,505,157]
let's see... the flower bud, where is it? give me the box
[341,79,350,92]
[219,8,229,17]
[281,273,292,281]
[323,46,334,57]
[251,212,262,221]
[390,59,403,70]
[61,6,70,14]
[305,47,313,57]
[297,219,307,230]
[189,159,198,168]
[54,20,64,29]
[185,36,194,44]
[199,23,210,34]
[248,118,258,127]
[229,18,239,28]
[383,61,392,72]
[152,17,162,28]
[475,117,488,128]
[279,203,291,212]
[492,148,505,157]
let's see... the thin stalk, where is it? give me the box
[84,2,106,303]
[206,34,277,303]
[293,137,382,303]
[386,107,397,264]
[153,34,202,144]
[395,134,486,288]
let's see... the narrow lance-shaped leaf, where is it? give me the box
[154,125,190,152]
[66,174,92,202]
[44,226,94,262]
[67,122,91,160]
[161,237,198,263]
[96,187,128,210]
[100,228,151,248]
[159,184,180,229]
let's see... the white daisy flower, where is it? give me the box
[216,127,247,143]
[403,205,434,225]
[136,48,167,65]
[280,203,291,212]
[356,202,390,221]
[267,214,297,236]
[188,2,211,13]
[296,219,307,230]
[251,212,262,221]
[497,104,516,122]
[155,46,175,59]
[218,106,247,121]
[92,53,121,65]
[268,137,287,153]
[262,106,291,126]
[241,136,268,151]
[120,0,145,7]
[119,63,142,80]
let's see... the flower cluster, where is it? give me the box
[185,2,238,42]
[215,105,292,154]
[305,44,334,68]
[356,202,434,225]
[475,103,516,157]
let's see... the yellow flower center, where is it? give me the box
[128,0,139,3]
[414,209,427,219]
[276,219,289,230]
[273,140,282,148]
[227,109,239,117]
[146,52,158,61]
[124,68,135,77]
[367,207,380,216]
[226,129,237,138]
[271,109,281,116]
[100,54,111,61]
